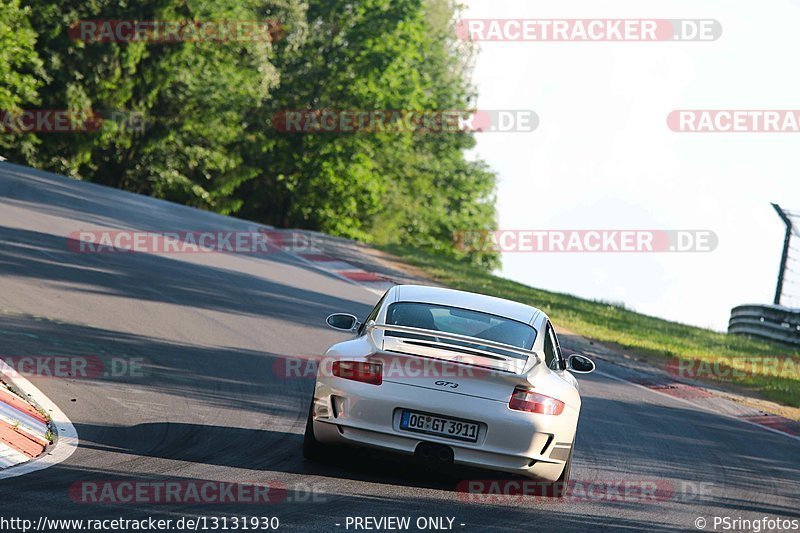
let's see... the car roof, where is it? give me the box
[390,285,543,326]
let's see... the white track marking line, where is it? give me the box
[596,370,800,443]
[0,360,78,478]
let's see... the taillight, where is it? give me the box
[509,387,564,415]
[332,361,382,385]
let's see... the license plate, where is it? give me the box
[399,410,479,442]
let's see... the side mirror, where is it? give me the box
[326,313,359,332]
[567,354,596,374]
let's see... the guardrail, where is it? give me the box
[728,304,800,346]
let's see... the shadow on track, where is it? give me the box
[0,226,370,321]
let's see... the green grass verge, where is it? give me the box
[380,244,800,408]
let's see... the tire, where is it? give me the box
[549,445,573,498]
[302,400,326,461]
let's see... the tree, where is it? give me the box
[0,0,44,156]
[1,0,498,267]
[6,0,305,213]
[237,0,498,266]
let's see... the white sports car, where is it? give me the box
[303,285,595,496]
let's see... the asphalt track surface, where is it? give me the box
[0,162,797,532]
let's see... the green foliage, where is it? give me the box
[8,0,299,214]
[0,0,498,267]
[0,0,43,111]
[0,0,45,156]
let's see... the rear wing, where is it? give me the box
[372,323,539,374]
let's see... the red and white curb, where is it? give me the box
[258,229,396,295]
[0,360,78,477]
[599,371,800,442]
[294,253,395,294]
[631,379,800,437]
[0,386,49,466]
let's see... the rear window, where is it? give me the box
[385,302,537,349]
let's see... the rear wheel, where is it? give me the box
[549,445,573,498]
[302,401,326,461]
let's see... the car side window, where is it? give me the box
[545,322,564,371]
[544,324,557,369]
[551,326,565,367]
[357,291,388,335]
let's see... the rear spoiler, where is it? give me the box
[371,323,540,373]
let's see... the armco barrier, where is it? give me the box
[728,304,800,346]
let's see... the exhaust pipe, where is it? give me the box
[437,447,453,463]
[415,442,453,464]
[416,442,434,459]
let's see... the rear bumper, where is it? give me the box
[311,378,579,482]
